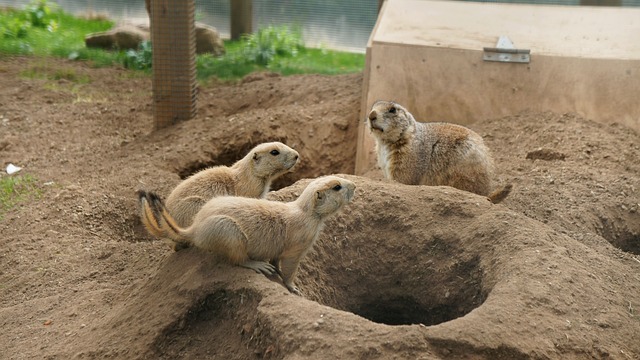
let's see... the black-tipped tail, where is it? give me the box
[137,190,190,249]
[488,183,513,204]
[138,190,165,238]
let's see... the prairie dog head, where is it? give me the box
[301,176,356,218]
[250,142,300,179]
[367,100,416,144]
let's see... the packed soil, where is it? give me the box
[1,56,639,360]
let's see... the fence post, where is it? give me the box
[231,0,253,40]
[150,0,197,129]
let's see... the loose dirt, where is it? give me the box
[1,56,639,359]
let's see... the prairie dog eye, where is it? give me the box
[388,106,396,114]
[270,149,280,156]
[332,184,342,191]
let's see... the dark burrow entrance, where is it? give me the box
[349,290,484,326]
[301,231,489,327]
[347,256,486,326]
[175,138,298,191]
[598,213,640,255]
[176,142,261,179]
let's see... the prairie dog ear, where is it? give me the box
[316,190,324,200]
[253,152,259,161]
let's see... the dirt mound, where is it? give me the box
[66,176,640,359]
[476,111,640,256]
[0,56,639,359]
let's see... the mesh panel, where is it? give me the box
[195,0,230,36]
[2,0,638,52]
[252,0,379,52]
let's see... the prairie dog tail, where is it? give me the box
[138,190,191,249]
[488,183,513,204]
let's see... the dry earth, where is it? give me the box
[0,56,639,359]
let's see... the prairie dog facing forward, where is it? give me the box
[367,100,511,203]
[138,175,356,294]
[165,142,299,228]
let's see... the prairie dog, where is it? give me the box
[367,100,511,203]
[165,142,299,228]
[138,176,356,294]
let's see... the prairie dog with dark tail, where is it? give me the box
[367,100,511,203]
[165,142,299,228]
[138,175,356,294]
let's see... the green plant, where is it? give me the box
[24,0,59,30]
[122,40,153,70]
[0,2,111,56]
[1,15,30,38]
[0,174,42,218]
[240,25,304,66]
[1,0,59,39]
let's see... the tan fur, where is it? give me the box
[165,142,299,228]
[138,176,356,294]
[367,100,511,203]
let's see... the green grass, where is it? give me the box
[0,174,42,219]
[270,47,365,76]
[197,41,364,81]
[0,4,113,58]
[0,1,364,81]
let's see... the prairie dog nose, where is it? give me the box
[368,110,377,122]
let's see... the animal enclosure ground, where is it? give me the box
[1,56,639,359]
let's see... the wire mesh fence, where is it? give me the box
[2,0,638,53]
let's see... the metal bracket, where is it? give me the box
[483,36,530,63]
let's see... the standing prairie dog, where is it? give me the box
[165,142,299,228]
[367,100,511,203]
[138,175,356,294]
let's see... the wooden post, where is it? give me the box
[231,0,253,40]
[150,0,197,129]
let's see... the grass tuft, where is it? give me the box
[0,174,42,219]
[20,63,90,83]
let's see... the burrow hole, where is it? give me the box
[349,257,486,326]
[302,233,489,326]
[176,138,297,191]
[598,214,640,255]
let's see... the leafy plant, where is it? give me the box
[0,0,59,39]
[240,25,304,66]
[1,16,30,38]
[24,0,59,30]
[122,40,153,70]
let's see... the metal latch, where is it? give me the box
[483,36,530,63]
